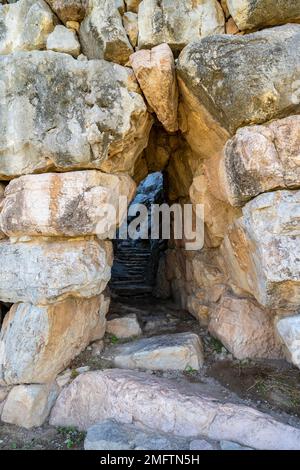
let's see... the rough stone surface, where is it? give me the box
[0,237,112,305]
[79,0,133,65]
[190,174,241,247]
[106,314,142,338]
[221,191,300,309]
[123,12,138,48]
[276,315,300,369]
[220,440,252,450]
[102,332,204,370]
[190,439,215,450]
[0,295,109,385]
[0,171,136,238]
[0,386,9,402]
[130,44,178,133]
[46,25,80,57]
[227,0,300,31]
[209,294,283,360]
[84,420,190,450]
[0,0,56,55]
[177,25,300,158]
[45,0,88,24]
[125,0,140,12]
[221,115,300,206]
[138,0,225,51]
[0,51,152,179]
[2,383,58,428]
[50,369,300,449]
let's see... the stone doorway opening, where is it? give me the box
[109,171,168,300]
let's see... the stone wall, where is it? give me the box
[0,0,300,427]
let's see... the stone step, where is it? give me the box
[50,369,300,450]
[101,332,204,371]
[84,420,216,450]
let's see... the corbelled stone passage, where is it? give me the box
[1,0,300,451]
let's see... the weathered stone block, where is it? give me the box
[0,171,136,238]
[102,332,204,371]
[177,25,300,158]
[209,294,283,359]
[0,295,109,385]
[0,0,56,55]
[1,383,58,428]
[0,237,113,304]
[221,191,300,309]
[45,0,88,24]
[79,0,133,65]
[50,369,300,449]
[138,0,224,51]
[0,51,152,179]
[221,115,300,206]
[130,44,178,133]
[227,0,300,31]
[276,315,300,369]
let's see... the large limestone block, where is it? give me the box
[0,295,109,385]
[45,0,88,24]
[221,191,300,309]
[0,0,56,54]
[138,0,224,52]
[130,44,178,133]
[177,25,300,159]
[50,369,300,449]
[103,333,204,371]
[1,383,58,428]
[0,51,152,179]
[0,237,113,304]
[209,294,283,360]
[79,0,133,65]
[46,25,80,57]
[0,171,136,238]
[221,115,300,207]
[227,0,300,31]
[276,315,300,369]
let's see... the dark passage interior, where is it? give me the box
[109,172,167,299]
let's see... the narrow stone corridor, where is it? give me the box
[109,239,154,298]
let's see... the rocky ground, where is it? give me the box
[1,297,299,450]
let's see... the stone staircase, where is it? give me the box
[109,239,156,298]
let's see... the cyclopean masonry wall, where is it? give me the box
[0,0,299,429]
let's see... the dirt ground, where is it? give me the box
[1,298,300,450]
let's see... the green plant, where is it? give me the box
[184,365,198,375]
[71,369,79,379]
[110,335,119,344]
[57,426,85,449]
[209,337,224,354]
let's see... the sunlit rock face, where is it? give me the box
[220,115,300,207]
[138,0,225,52]
[177,25,300,158]
[79,0,133,65]
[227,0,300,31]
[0,237,113,305]
[0,295,109,385]
[0,51,152,179]
[0,0,57,55]
[221,191,300,310]
[0,171,136,238]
